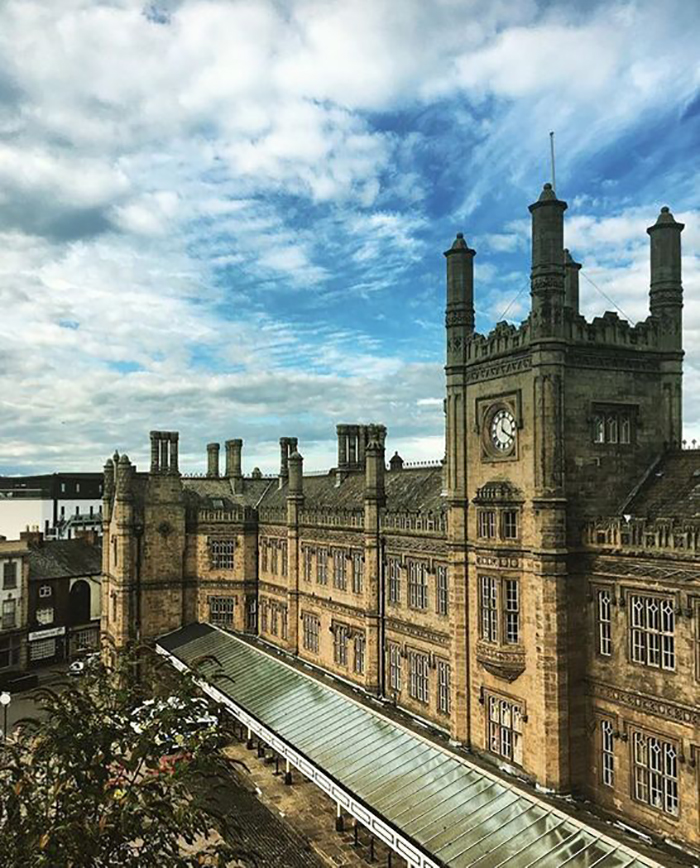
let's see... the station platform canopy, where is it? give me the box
[156,624,662,868]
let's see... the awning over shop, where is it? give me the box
[156,624,660,868]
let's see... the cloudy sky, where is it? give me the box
[1,0,699,476]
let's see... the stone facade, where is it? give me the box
[102,187,699,855]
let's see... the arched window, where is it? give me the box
[606,414,618,444]
[620,415,631,444]
[70,580,91,625]
[593,415,605,443]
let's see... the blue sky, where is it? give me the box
[0,0,699,475]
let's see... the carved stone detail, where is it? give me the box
[476,641,526,682]
[466,355,532,384]
[587,680,700,727]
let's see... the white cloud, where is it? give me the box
[0,0,698,471]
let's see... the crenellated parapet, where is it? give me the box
[299,507,364,529]
[465,320,530,364]
[582,516,700,555]
[381,510,447,535]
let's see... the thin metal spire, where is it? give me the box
[549,131,556,193]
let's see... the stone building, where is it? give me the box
[101,185,699,856]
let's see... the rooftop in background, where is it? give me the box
[0,473,103,500]
[27,536,102,581]
[625,449,700,519]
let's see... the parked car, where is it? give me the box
[130,695,218,753]
[68,653,101,677]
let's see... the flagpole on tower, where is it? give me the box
[549,131,556,193]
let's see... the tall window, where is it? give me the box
[3,561,17,590]
[480,576,519,644]
[408,651,429,703]
[487,695,523,765]
[270,605,279,636]
[333,625,348,666]
[333,550,347,590]
[597,588,612,656]
[388,558,401,604]
[209,596,235,626]
[270,542,278,575]
[601,719,615,788]
[261,600,268,633]
[632,730,679,816]
[480,576,498,642]
[281,605,288,640]
[0,635,21,670]
[316,548,328,585]
[281,541,288,577]
[261,541,268,573]
[303,547,313,582]
[502,511,518,540]
[630,594,675,670]
[408,561,428,610]
[477,510,496,539]
[352,552,364,595]
[388,644,402,692]
[354,634,365,675]
[504,580,519,644]
[2,599,16,630]
[437,660,451,715]
[303,614,320,653]
[436,566,448,616]
[209,538,235,570]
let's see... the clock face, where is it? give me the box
[490,408,516,452]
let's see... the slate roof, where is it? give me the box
[625,449,700,520]
[182,476,274,511]
[257,467,445,514]
[28,538,101,581]
[158,624,668,868]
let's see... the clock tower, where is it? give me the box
[444,184,683,793]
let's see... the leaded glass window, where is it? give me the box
[632,731,679,815]
[630,594,675,670]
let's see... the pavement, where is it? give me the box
[222,737,401,868]
[1,662,70,737]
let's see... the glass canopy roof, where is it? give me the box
[157,624,662,868]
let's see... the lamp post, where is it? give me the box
[0,691,11,743]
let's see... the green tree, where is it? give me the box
[0,645,249,867]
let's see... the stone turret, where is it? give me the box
[648,206,684,350]
[389,451,403,471]
[564,248,581,316]
[529,183,567,339]
[444,232,475,342]
[288,451,304,501]
[206,442,220,478]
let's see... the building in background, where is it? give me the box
[0,538,29,688]
[25,532,102,666]
[0,473,103,541]
[101,189,700,855]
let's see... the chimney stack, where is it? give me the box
[288,450,304,500]
[279,437,298,487]
[225,439,244,493]
[150,431,179,475]
[206,443,220,478]
[365,439,386,506]
[444,232,475,333]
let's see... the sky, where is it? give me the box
[1,0,699,476]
